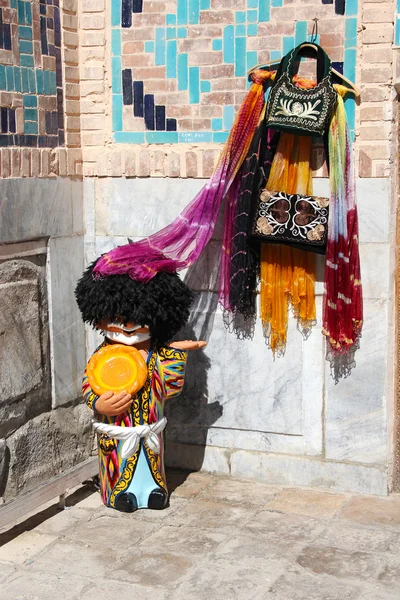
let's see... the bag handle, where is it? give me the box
[276,43,332,85]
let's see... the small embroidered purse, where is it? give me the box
[265,43,337,137]
[251,189,329,254]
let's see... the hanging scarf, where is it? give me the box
[323,86,363,379]
[93,70,274,282]
[259,134,316,354]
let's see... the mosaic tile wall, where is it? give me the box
[110,0,358,145]
[0,0,64,148]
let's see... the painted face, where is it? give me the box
[97,319,151,346]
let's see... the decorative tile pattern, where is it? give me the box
[0,0,64,148]
[111,0,357,144]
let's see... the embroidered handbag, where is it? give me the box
[265,43,337,137]
[251,188,329,254]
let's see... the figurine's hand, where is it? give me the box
[95,391,133,416]
[169,340,207,351]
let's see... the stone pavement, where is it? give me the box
[1,470,400,600]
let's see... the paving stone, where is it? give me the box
[313,521,399,554]
[92,494,190,524]
[1,570,88,600]
[167,499,258,529]
[64,514,158,548]
[197,476,280,506]
[359,589,400,600]
[262,569,363,599]
[0,560,17,583]
[265,488,347,518]
[138,524,232,557]
[107,549,196,589]
[296,545,380,580]
[376,558,400,594]
[79,581,169,600]
[33,507,92,536]
[167,469,215,499]
[74,491,104,509]
[339,495,400,527]
[244,510,323,545]
[25,538,123,578]
[0,531,57,565]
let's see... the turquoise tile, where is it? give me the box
[23,95,37,107]
[14,67,21,92]
[111,30,121,56]
[200,0,210,7]
[236,24,246,37]
[28,68,36,94]
[345,17,357,40]
[111,0,121,27]
[200,80,211,92]
[166,40,177,78]
[43,69,50,94]
[112,57,122,93]
[259,0,270,22]
[20,55,34,67]
[248,0,258,7]
[20,40,33,54]
[223,105,234,130]
[247,9,257,22]
[345,37,356,50]
[177,0,188,25]
[166,13,176,25]
[166,27,176,40]
[112,94,123,131]
[10,0,17,7]
[178,53,188,90]
[247,23,258,36]
[114,131,145,143]
[235,37,246,77]
[25,1,32,25]
[146,131,179,143]
[212,38,222,51]
[283,36,295,55]
[189,0,200,25]
[345,101,355,136]
[18,26,32,40]
[212,118,223,130]
[36,69,43,94]
[246,51,257,72]
[223,25,234,63]
[213,132,229,143]
[179,131,212,143]
[307,33,320,44]
[344,48,356,83]
[398,0,400,12]
[189,66,200,103]
[24,121,38,134]
[177,27,187,38]
[50,71,56,94]
[145,41,154,53]
[6,66,14,91]
[0,66,6,90]
[24,108,38,121]
[272,0,283,5]
[345,0,358,16]
[270,50,281,62]
[18,1,25,25]
[21,68,29,93]
[155,28,166,65]
[295,21,307,46]
[396,19,400,46]
[235,11,246,23]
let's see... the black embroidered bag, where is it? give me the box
[265,44,337,137]
[251,188,329,254]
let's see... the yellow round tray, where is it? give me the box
[87,344,148,396]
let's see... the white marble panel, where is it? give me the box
[229,449,388,495]
[359,243,391,300]
[0,179,83,244]
[95,178,205,238]
[324,299,389,465]
[48,235,86,407]
[165,441,231,475]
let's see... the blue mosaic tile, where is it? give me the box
[223,25,234,63]
[24,108,38,121]
[259,0,270,22]
[24,95,38,107]
[24,121,38,134]
[235,11,246,23]
[223,105,234,130]
[144,94,155,130]
[235,37,246,77]
[166,27,176,40]
[212,38,222,51]
[20,40,33,54]
[112,29,122,56]
[155,28,166,65]
[177,0,188,25]
[200,0,210,8]
[247,9,257,22]
[212,118,222,131]
[248,0,258,7]
[6,66,14,91]
[112,57,122,93]
[247,51,257,72]
[0,66,6,90]
[189,66,200,103]
[295,21,308,46]
[111,0,121,27]
[14,67,21,92]
[345,0,357,16]
[146,131,179,143]
[133,81,144,117]
[112,94,123,131]
[18,25,32,39]
[145,41,154,52]
[247,23,258,36]
[236,24,246,37]
[179,131,212,143]
[177,27,187,38]
[178,53,188,90]
[213,132,229,143]
[283,36,295,55]
[114,131,145,143]
[200,80,211,92]
[166,13,176,25]
[166,40,177,78]
[396,18,400,46]
[20,55,34,67]
[272,0,283,6]
[189,0,200,24]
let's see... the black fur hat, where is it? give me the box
[75,259,193,346]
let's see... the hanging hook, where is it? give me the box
[310,18,319,43]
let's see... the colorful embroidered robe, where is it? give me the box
[82,342,187,509]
